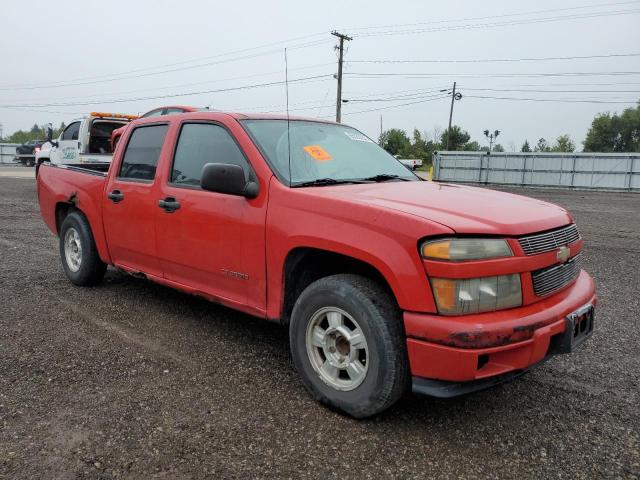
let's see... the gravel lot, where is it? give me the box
[1,170,639,479]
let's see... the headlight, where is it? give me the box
[421,238,512,261]
[431,274,522,315]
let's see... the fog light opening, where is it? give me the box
[477,354,490,370]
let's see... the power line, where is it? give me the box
[465,95,638,104]
[461,87,640,93]
[486,81,640,88]
[342,95,450,116]
[343,85,451,98]
[0,74,334,109]
[351,8,640,37]
[348,52,640,64]
[0,34,329,91]
[343,0,640,32]
[346,71,640,79]
[1,39,330,92]
[11,62,335,105]
[344,89,453,102]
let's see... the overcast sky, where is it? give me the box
[1,0,639,150]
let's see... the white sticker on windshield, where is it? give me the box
[344,131,373,142]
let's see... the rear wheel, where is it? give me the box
[289,274,409,418]
[59,211,106,286]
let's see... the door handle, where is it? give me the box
[107,190,124,203]
[158,197,180,213]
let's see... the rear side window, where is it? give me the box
[170,123,251,186]
[61,121,81,141]
[118,124,168,181]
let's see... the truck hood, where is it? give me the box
[306,181,572,235]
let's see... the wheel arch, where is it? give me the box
[54,198,112,265]
[280,247,398,325]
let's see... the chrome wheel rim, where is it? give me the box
[305,306,369,391]
[64,227,82,273]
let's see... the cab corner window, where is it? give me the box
[118,124,168,181]
[171,123,250,187]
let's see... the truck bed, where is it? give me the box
[37,162,109,238]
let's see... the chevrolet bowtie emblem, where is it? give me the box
[556,246,570,263]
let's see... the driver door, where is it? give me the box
[51,121,81,164]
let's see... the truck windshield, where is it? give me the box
[241,120,416,186]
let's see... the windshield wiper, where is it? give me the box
[358,174,411,182]
[292,178,364,188]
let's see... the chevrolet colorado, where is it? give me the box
[37,111,596,418]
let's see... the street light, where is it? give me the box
[484,129,500,152]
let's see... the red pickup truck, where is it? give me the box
[37,111,596,418]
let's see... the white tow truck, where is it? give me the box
[37,112,137,169]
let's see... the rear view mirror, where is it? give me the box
[201,163,259,198]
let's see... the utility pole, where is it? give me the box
[444,82,462,151]
[332,31,352,123]
[380,115,383,144]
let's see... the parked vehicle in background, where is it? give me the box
[14,139,45,166]
[397,157,423,171]
[37,112,137,171]
[110,105,202,150]
[36,111,596,418]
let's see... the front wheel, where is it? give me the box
[59,211,107,286]
[289,274,409,418]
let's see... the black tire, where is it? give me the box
[59,211,107,286]
[289,274,409,418]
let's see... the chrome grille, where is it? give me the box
[532,254,581,296]
[518,224,580,256]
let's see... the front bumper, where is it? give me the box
[404,270,596,392]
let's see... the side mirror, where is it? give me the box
[201,163,259,199]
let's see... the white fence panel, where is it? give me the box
[0,143,19,164]
[433,152,640,191]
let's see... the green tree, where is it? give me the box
[379,128,411,157]
[583,102,640,152]
[440,125,470,151]
[534,138,551,152]
[551,134,575,152]
[4,122,65,144]
[493,144,505,152]
[463,140,481,151]
[521,140,531,152]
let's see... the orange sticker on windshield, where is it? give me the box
[303,145,332,161]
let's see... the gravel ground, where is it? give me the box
[0,175,638,479]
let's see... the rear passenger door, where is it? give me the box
[103,123,169,277]
[154,121,267,312]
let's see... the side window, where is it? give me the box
[61,122,81,141]
[171,123,251,187]
[165,108,186,114]
[118,124,168,181]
